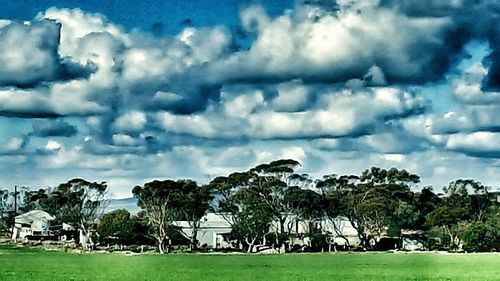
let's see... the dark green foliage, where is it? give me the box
[96,209,152,245]
[316,167,420,249]
[461,222,493,252]
[6,160,500,253]
[132,179,210,253]
[25,179,109,230]
[97,209,131,239]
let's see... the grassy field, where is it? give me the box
[0,245,499,281]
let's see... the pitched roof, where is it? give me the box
[15,210,55,224]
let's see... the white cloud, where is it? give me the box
[157,86,424,139]
[113,111,147,132]
[211,5,450,83]
[453,62,500,104]
[45,140,62,151]
[0,20,60,85]
[157,112,217,138]
[222,90,266,118]
[383,154,405,162]
[6,137,25,152]
[42,147,80,169]
[112,134,141,147]
[0,87,105,117]
[38,7,129,60]
[177,26,231,64]
[271,81,311,112]
[446,132,500,154]
[0,5,498,197]
[279,146,307,164]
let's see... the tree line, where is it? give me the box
[1,159,499,253]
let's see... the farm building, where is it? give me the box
[173,213,233,249]
[314,217,361,247]
[11,210,55,240]
[267,215,361,248]
[174,213,362,250]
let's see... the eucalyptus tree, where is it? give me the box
[248,159,311,250]
[317,167,420,249]
[132,180,184,253]
[427,179,495,251]
[47,179,109,249]
[177,181,212,251]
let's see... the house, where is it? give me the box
[11,210,55,240]
[173,213,362,250]
[489,191,500,203]
[268,215,361,248]
[173,213,233,249]
[314,217,361,247]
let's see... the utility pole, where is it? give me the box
[13,185,17,216]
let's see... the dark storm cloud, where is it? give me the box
[313,130,428,155]
[204,4,452,85]
[208,0,497,87]
[379,0,499,87]
[0,20,93,88]
[139,79,223,115]
[482,42,500,91]
[31,120,78,137]
[0,5,496,161]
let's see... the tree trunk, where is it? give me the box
[157,238,165,254]
[190,228,198,252]
[79,228,94,251]
[279,218,286,252]
[246,237,257,253]
[167,237,172,253]
[329,218,351,249]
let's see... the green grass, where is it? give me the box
[0,245,499,281]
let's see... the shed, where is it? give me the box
[11,210,55,240]
[173,213,233,249]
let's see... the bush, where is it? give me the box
[461,222,494,252]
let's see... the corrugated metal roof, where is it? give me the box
[15,210,55,224]
[173,213,232,229]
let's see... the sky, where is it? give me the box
[0,0,498,198]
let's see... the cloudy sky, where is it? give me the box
[0,0,498,198]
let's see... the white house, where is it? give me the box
[173,213,233,249]
[173,213,361,249]
[11,210,55,240]
[314,217,361,247]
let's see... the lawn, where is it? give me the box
[0,245,499,281]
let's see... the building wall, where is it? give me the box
[175,213,362,248]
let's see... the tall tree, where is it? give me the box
[427,179,494,251]
[97,209,131,244]
[97,209,151,246]
[444,179,491,222]
[230,187,274,253]
[316,174,359,247]
[285,186,325,246]
[248,159,305,250]
[176,180,212,251]
[0,189,11,231]
[209,172,255,242]
[318,167,419,249]
[36,179,109,249]
[132,180,187,253]
[0,186,31,228]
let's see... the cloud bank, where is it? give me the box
[0,1,498,197]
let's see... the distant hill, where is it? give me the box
[105,197,139,215]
